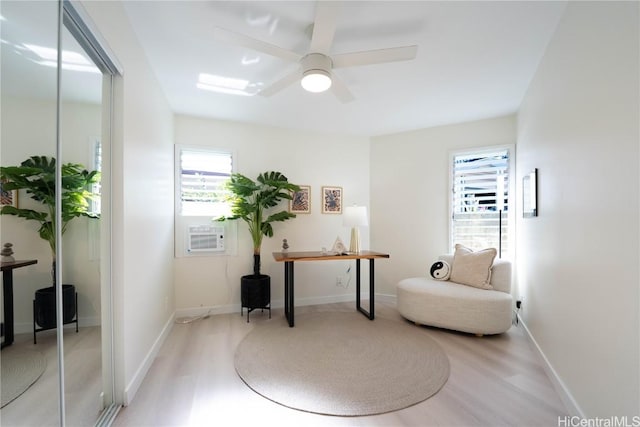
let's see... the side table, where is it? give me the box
[1,259,38,348]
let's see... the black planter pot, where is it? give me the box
[33,284,78,343]
[241,274,271,323]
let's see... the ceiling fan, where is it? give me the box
[213,2,418,103]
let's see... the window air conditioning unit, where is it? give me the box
[187,225,225,253]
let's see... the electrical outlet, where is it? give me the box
[336,276,343,286]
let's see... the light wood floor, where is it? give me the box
[114,301,568,427]
[0,326,102,427]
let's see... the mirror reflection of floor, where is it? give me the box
[1,326,101,427]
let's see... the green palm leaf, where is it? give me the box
[218,171,300,275]
[0,156,101,256]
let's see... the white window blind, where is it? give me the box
[179,148,232,217]
[451,148,510,256]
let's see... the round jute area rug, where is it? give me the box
[234,311,450,416]
[1,348,46,408]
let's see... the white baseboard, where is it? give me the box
[14,316,100,335]
[287,293,365,308]
[78,316,101,327]
[516,313,584,417]
[175,292,395,319]
[376,293,397,304]
[123,312,175,406]
[175,304,240,318]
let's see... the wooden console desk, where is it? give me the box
[272,251,390,327]
[1,259,37,348]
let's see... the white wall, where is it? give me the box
[174,115,371,314]
[516,1,639,417]
[81,0,175,405]
[370,115,516,296]
[1,97,102,330]
[57,0,639,417]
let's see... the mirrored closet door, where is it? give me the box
[60,14,105,427]
[1,1,63,424]
[0,1,119,425]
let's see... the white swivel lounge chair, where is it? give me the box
[396,248,513,336]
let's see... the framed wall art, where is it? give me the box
[290,185,311,214]
[321,186,342,214]
[0,180,17,208]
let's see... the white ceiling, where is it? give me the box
[122,1,568,136]
[1,1,568,137]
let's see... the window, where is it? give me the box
[88,138,102,261]
[450,147,513,257]
[174,145,236,257]
[89,138,101,215]
[177,146,233,217]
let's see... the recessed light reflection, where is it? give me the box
[241,55,260,66]
[20,43,100,73]
[197,73,262,96]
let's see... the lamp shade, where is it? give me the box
[343,206,368,227]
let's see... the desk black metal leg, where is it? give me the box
[2,270,14,348]
[356,259,375,320]
[356,259,361,312]
[284,262,289,321]
[369,259,375,319]
[284,261,294,327]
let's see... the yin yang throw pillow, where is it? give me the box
[430,260,451,280]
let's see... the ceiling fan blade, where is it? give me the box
[309,2,340,54]
[330,74,355,104]
[332,45,418,69]
[213,27,302,63]
[259,69,301,97]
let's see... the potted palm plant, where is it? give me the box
[0,155,100,331]
[218,171,299,321]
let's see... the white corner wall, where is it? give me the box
[517,2,639,417]
[80,1,175,405]
[174,115,371,314]
[370,115,516,296]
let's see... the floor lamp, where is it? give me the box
[343,206,368,253]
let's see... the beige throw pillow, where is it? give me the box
[449,244,497,290]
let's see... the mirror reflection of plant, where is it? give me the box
[0,156,100,284]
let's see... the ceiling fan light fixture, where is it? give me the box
[300,53,333,93]
[301,69,331,93]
